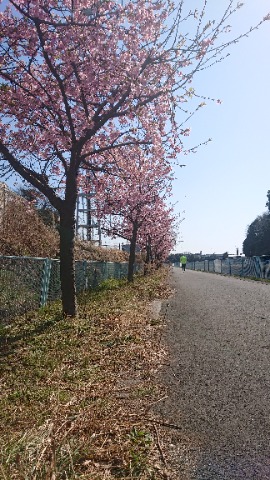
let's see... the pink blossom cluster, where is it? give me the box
[91,145,176,261]
[0,0,219,194]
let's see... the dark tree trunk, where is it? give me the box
[128,222,138,282]
[59,208,77,316]
[155,254,162,268]
[59,174,78,317]
[144,235,152,275]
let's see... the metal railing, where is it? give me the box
[0,256,141,320]
[176,257,270,279]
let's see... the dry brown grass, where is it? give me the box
[0,197,59,258]
[0,268,173,479]
[0,194,137,263]
[74,241,132,263]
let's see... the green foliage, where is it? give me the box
[166,252,181,263]
[243,190,270,257]
[129,428,153,476]
[97,277,126,291]
[113,427,153,478]
[266,190,270,213]
[243,212,270,256]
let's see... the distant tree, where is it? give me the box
[166,253,179,264]
[243,213,270,257]
[266,190,270,213]
[94,147,173,281]
[138,200,177,269]
[167,252,191,263]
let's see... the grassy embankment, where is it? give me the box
[0,268,171,479]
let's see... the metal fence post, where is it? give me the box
[83,260,88,291]
[105,261,109,280]
[93,267,98,288]
[40,258,52,307]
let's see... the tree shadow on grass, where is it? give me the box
[0,312,63,359]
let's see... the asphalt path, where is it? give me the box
[157,268,270,480]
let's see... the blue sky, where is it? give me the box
[173,0,270,254]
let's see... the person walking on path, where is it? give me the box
[180,254,187,271]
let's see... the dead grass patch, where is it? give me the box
[0,268,173,479]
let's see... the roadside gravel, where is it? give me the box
[155,268,270,479]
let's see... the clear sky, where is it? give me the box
[172,0,270,255]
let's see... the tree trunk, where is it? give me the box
[128,222,138,282]
[59,193,77,317]
[144,235,152,275]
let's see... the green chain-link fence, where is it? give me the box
[0,256,141,320]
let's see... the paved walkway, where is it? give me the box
[156,268,270,479]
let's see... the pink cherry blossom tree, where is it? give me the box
[138,200,178,269]
[0,1,267,315]
[94,146,173,281]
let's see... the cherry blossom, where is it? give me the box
[0,1,266,315]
